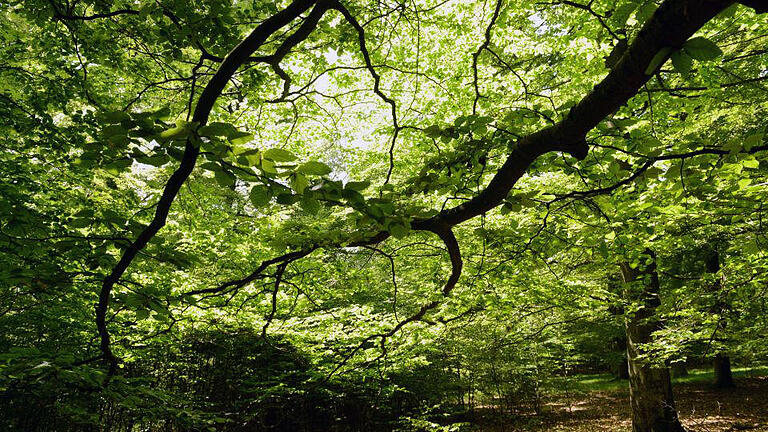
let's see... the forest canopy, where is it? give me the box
[1,0,768,431]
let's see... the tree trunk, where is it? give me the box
[705,250,736,389]
[614,337,630,379]
[618,356,630,380]
[621,252,685,432]
[713,354,735,388]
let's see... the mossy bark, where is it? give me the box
[621,253,685,432]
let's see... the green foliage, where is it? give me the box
[2,0,768,430]
[683,37,723,61]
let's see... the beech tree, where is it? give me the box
[1,0,767,430]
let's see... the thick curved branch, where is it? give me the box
[95,0,321,382]
[212,0,744,327]
[154,0,760,375]
[432,227,463,296]
[416,0,740,229]
[329,227,462,377]
[266,2,332,98]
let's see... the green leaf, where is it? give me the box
[596,242,610,259]
[636,1,656,22]
[240,150,261,166]
[722,138,742,154]
[74,209,94,218]
[249,185,271,207]
[263,148,297,162]
[102,124,129,138]
[609,2,638,27]
[738,178,751,189]
[159,120,195,140]
[199,162,221,172]
[683,37,722,61]
[644,166,663,179]
[147,300,167,315]
[104,158,133,175]
[138,154,170,167]
[471,123,488,135]
[214,170,236,187]
[149,106,171,120]
[291,173,309,194]
[741,240,759,255]
[276,193,297,205]
[123,293,145,308]
[645,47,672,75]
[671,50,693,74]
[345,181,371,191]
[389,223,410,239]
[230,133,253,146]
[342,189,365,206]
[135,309,150,320]
[744,133,763,151]
[297,161,332,176]
[260,158,278,174]
[742,158,759,169]
[500,202,512,215]
[367,204,385,219]
[300,194,321,215]
[424,125,442,138]
[98,111,130,124]
[198,122,238,138]
[69,218,91,228]
[616,159,632,171]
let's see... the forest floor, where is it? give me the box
[470,368,768,432]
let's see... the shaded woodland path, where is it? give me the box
[471,376,768,431]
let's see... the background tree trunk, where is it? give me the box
[713,353,735,388]
[706,250,735,389]
[614,337,630,380]
[618,356,630,380]
[621,252,686,432]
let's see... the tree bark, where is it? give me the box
[90,0,322,381]
[618,356,631,380]
[614,337,630,379]
[714,353,735,388]
[621,252,685,432]
[705,251,735,389]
